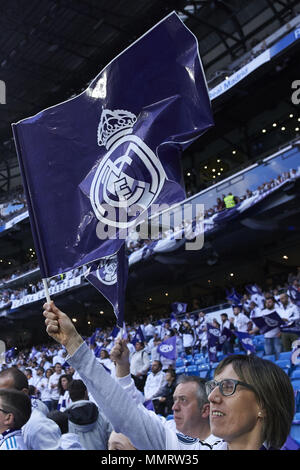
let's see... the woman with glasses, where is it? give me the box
[43,301,295,451]
[205,354,295,450]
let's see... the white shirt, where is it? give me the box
[278,301,300,322]
[234,312,249,333]
[52,354,66,366]
[130,349,150,376]
[251,293,265,309]
[48,372,63,400]
[221,320,231,330]
[144,323,156,337]
[254,308,281,338]
[35,377,51,402]
[144,370,166,401]
[57,390,72,412]
[0,429,27,450]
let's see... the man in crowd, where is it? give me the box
[43,300,222,450]
[112,337,220,447]
[152,369,177,416]
[0,367,61,449]
[250,296,283,359]
[64,379,112,450]
[48,362,64,410]
[130,341,150,392]
[278,292,300,351]
[143,360,165,408]
[0,389,31,450]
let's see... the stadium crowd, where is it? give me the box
[1,269,300,450]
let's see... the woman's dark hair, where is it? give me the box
[57,374,73,396]
[214,354,295,449]
[0,388,31,429]
[68,379,87,402]
[100,349,109,358]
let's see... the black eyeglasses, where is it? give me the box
[0,408,9,414]
[205,378,257,397]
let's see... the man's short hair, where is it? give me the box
[68,379,87,402]
[48,410,68,434]
[0,367,28,391]
[0,389,31,429]
[176,375,208,410]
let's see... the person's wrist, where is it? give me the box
[65,333,84,356]
[116,363,130,378]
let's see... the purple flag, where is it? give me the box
[88,328,101,346]
[12,12,213,280]
[131,326,145,346]
[110,322,127,339]
[226,288,243,305]
[280,319,300,336]
[171,302,188,316]
[85,244,128,327]
[291,343,300,366]
[251,311,284,334]
[218,327,234,350]
[245,284,262,295]
[287,285,300,307]
[233,331,256,354]
[281,435,300,450]
[158,336,177,360]
[207,323,220,363]
[5,348,16,361]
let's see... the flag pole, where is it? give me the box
[42,278,51,303]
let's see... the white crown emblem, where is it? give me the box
[97,109,137,149]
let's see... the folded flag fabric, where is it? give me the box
[251,311,284,334]
[207,323,221,363]
[131,326,146,346]
[233,331,256,354]
[171,302,188,316]
[157,336,177,360]
[85,244,128,327]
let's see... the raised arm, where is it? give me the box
[43,301,166,450]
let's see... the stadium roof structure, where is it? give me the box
[0,0,300,193]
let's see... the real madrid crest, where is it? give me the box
[95,255,118,286]
[90,108,166,230]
